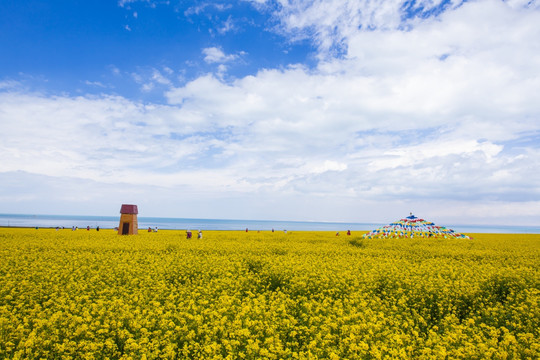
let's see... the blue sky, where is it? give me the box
[1,0,540,226]
[1,0,314,100]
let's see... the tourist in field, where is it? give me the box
[198,230,202,239]
[186,231,192,239]
[347,230,351,235]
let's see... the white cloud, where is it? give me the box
[141,82,154,92]
[118,0,166,8]
[257,0,540,62]
[109,65,121,76]
[218,16,236,34]
[130,67,174,92]
[0,80,21,90]
[202,47,240,64]
[307,160,348,174]
[84,80,106,88]
[368,139,503,172]
[118,0,134,7]
[252,0,450,56]
[151,69,171,85]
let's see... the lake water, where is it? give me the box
[0,213,539,233]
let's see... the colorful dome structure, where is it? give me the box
[363,214,471,239]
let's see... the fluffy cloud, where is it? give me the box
[202,47,242,64]
[1,0,540,224]
[253,0,468,57]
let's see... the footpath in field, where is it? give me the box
[0,228,539,359]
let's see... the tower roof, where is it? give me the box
[120,204,138,214]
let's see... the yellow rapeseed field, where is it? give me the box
[0,228,539,359]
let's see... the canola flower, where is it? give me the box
[0,228,539,359]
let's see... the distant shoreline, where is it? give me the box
[1,213,539,233]
[2,226,540,236]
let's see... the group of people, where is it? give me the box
[69,226,99,231]
[186,230,203,239]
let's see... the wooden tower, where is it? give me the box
[118,204,138,235]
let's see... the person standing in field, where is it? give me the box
[198,230,202,239]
